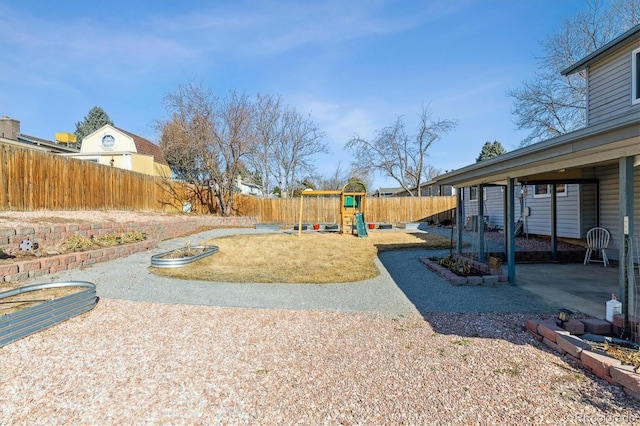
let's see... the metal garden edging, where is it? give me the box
[150,245,219,268]
[0,281,99,347]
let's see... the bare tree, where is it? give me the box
[157,84,216,212]
[311,162,373,191]
[157,83,255,215]
[508,0,639,146]
[212,91,256,214]
[271,107,328,198]
[250,93,283,196]
[423,164,442,182]
[345,104,457,196]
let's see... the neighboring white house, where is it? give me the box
[371,187,403,197]
[65,125,171,178]
[235,174,263,197]
[393,181,455,197]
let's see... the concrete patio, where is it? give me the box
[425,225,637,319]
[515,262,625,319]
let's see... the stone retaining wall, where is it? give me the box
[0,216,257,283]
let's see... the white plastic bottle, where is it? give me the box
[605,294,622,322]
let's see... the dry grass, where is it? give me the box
[0,286,86,315]
[151,231,451,283]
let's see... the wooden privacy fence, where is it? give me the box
[0,144,201,212]
[233,194,456,225]
[0,144,456,223]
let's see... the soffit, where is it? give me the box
[435,112,640,188]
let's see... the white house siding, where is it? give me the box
[520,184,581,238]
[579,182,599,237]
[587,41,639,125]
[483,187,504,229]
[463,186,504,227]
[462,186,510,230]
[594,164,640,261]
[464,184,588,238]
[81,126,137,153]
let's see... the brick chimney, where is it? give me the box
[0,116,20,140]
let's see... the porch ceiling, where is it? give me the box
[435,111,640,188]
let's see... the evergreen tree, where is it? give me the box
[476,140,507,162]
[74,106,113,148]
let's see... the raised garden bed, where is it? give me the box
[150,245,218,268]
[0,231,147,264]
[420,253,508,285]
[0,281,99,347]
[397,222,420,230]
[255,223,284,231]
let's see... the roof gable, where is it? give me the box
[562,24,640,75]
[113,126,168,166]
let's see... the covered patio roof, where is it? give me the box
[433,110,640,188]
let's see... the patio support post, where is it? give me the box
[456,187,464,254]
[551,184,558,261]
[507,178,516,285]
[478,184,485,262]
[619,156,635,335]
[503,185,508,260]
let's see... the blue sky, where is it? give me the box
[0,0,587,189]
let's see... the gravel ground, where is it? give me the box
[1,223,639,424]
[426,226,585,252]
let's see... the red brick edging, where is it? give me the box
[526,317,640,400]
[1,216,257,283]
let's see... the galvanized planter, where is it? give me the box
[150,245,219,268]
[255,223,284,231]
[0,281,99,347]
[398,222,420,230]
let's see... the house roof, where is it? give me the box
[374,187,403,194]
[562,24,640,76]
[434,110,639,188]
[16,133,79,153]
[113,126,169,166]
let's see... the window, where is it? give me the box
[533,184,567,198]
[468,186,487,201]
[633,47,640,105]
[469,187,478,201]
[534,185,548,197]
